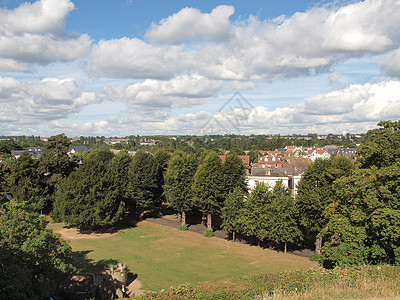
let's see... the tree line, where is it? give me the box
[0,120,399,298]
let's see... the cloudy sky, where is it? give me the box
[0,0,400,137]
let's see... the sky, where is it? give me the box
[0,0,400,137]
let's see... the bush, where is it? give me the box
[179,225,188,231]
[310,253,321,263]
[204,229,215,237]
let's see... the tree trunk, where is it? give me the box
[315,237,322,254]
[284,242,287,253]
[207,213,212,230]
[139,208,145,220]
[201,214,206,226]
[181,211,186,227]
[232,231,236,242]
[177,212,182,223]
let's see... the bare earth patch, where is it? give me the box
[126,278,146,297]
[52,226,114,240]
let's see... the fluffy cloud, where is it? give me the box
[0,0,91,71]
[134,80,400,135]
[145,5,234,44]
[89,0,400,81]
[381,49,400,77]
[0,77,98,124]
[89,38,188,79]
[99,73,222,113]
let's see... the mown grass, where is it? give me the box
[133,265,400,299]
[49,220,316,292]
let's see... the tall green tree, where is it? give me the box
[239,182,272,244]
[153,149,171,206]
[109,150,134,207]
[221,188,245,241]
[268,181,302,253]
[192,151,224,230]
[7,152,44,211]
[0,139,21,154]
[357,120,400,169]
[39,134,72,211]
[222,154,248,197]
[164,151,198,227]
[128,150,158,218]
[294,156,354,253]
[0,202,74,299]
[320,121,400,268]
[248,150,261,164]
[52,150,125,228]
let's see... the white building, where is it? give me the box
[247,175,302,195]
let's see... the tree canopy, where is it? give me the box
[192,151,224,230]
[294,156,354,248]
[0,202,74,299]
[7,152,44,211]
[52,150,125,229]
[164,151,198,226]
[221,188,246,241]
[319,121,400,268]
[128,150,158,217]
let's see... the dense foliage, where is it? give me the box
[319,120,400,268]
[52,150,125,229]
[0,202,74,299]
[221,188,246,241]
[294,156,355,251]
[192,151,225,230]
[164,151,198,226]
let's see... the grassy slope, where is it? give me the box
[49,221,317,291]
[133,265,400,299]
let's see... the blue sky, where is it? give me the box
[0,0,400,137]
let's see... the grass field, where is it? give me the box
[49,220,318,292]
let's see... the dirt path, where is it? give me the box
[145,217,229,238]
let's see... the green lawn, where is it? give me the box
[49,221,317,291]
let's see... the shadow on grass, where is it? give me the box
[63,216,139,234]
[71,250,118,275]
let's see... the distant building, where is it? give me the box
[11,147,43,159]
[247,175,302,195]
[68,146,90,156]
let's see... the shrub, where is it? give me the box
[204,229,215,237]
[179,225,188,231]
[310,253,322,263]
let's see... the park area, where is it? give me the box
[48,219,317,293]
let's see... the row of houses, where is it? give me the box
[10,146,90,159]
[223,145,357,194]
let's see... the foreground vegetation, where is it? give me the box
[49,220,316,292]
[133,265,400,299]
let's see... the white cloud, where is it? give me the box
[99,73,222,112]
[381,48,400,77]
[0,77,99,124]
[134,80,400,135]
[29,79,400,137]
[0,0,91,71]
[145,5,234,44]
[0,58,30,72]
[0,0,73,35]
[89,0,400,81]
[89,38,187,79]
